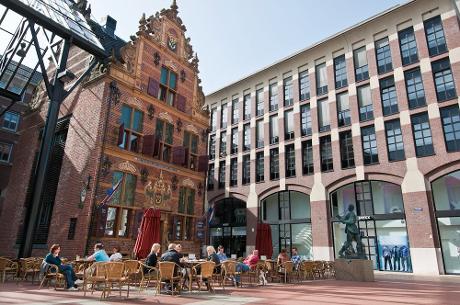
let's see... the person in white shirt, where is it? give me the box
[109,246,123,262]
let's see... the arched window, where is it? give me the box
[260,191,312,259]
[432,170,460,274]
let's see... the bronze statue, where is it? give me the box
[336,204,364,259]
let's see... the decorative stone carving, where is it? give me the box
[118,161,137,173]
[158,112,174,124]
[185,124,199,135]
[182,178,195,189]
[144,171,172,207]
[164,60,178,72]
[120,44,136,74]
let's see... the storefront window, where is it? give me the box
[330,181,410,272]
[432,170,460,274]
[261,191,311,258]
[437,217,460,274]
[376,219,411,272]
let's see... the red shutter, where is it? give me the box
[172,146,186,165]
[197,155,209,172]
[147,78,159,97]
[176,94,186,112]
[117,123,125,146]
[153,137,160,157]
[130,209,144,239]
[94,205,108,237]
[142,134,155,156]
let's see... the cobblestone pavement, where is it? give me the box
[1,278,459,305]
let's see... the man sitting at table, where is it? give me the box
[291,247,301,269]
[44,244,81,291]
[217,245,228,262]
[87,243,110,262]
[160,243,184,292]
[109,246,123,262]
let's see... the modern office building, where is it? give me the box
[205,0,460,275]
[0,1,209,258]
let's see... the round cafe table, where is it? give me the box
[181,259,206,292]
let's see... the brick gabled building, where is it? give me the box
[0,0,209,258]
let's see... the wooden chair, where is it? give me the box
[192,261,216,292]
[84,262,107,299]
[138,261,159,292]
[247,260,266,285]
[221,260,239,288]
[312,261,325,279]
[19,258,40,284]
[211,264,224,290]
[104,262,128,299]
[299,261,314,280]
[0,257,18,283]
[324,261,336,279]
[123,260,141,293]
[278,261,294,283]
[158,262,182,296]
[39,263,65,290]
[265,260,280,283]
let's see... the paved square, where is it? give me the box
[1,277,459,305]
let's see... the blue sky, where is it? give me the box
[90,0,406,94]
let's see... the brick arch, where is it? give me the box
[326,172,403,194]
[259,187,310,203]
[257,185,281,202]
[426,160,460,184]
[285,183,312,195]
[207,192,247,205]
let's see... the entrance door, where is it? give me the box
[358,219,378,269]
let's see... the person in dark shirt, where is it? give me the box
[160,243,183,267]
[144,243,161,274]
[206,245,221,274]
[44,244,78,290]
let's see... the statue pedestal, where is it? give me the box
[335,259,374,282]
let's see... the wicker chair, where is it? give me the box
[324,261,336,279]
[0,257,18,283]
[221,260,239,288]
[104,262,128,298]
[138,262,159,292]
[192,261,216,292]
[38,263,65,290]
[123,260,141,293]
[300,261,315,280]
[19,258,40,284]
[264,260,280,283]
[84,262,107,299]
[312,261,326,279]
[278,261,294,283]
[158,262,182,296]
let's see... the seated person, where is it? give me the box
[160,243,184,291]
[234,250,260,285]
[87,243,110,262]
[85,243,110,277]
[277,248,289,265]
[175,243,184,259]
[109,246,123,262]
[207,246,221,274]
[144,243,161,274]
[216,245,228,262]
[44,244,80,291]
[291,247,301,269]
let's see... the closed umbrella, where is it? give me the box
[256,223,273,259]
[133,208,161,259]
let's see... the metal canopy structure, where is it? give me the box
[0,0,108,257]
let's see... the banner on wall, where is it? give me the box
[377,235,412,273]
